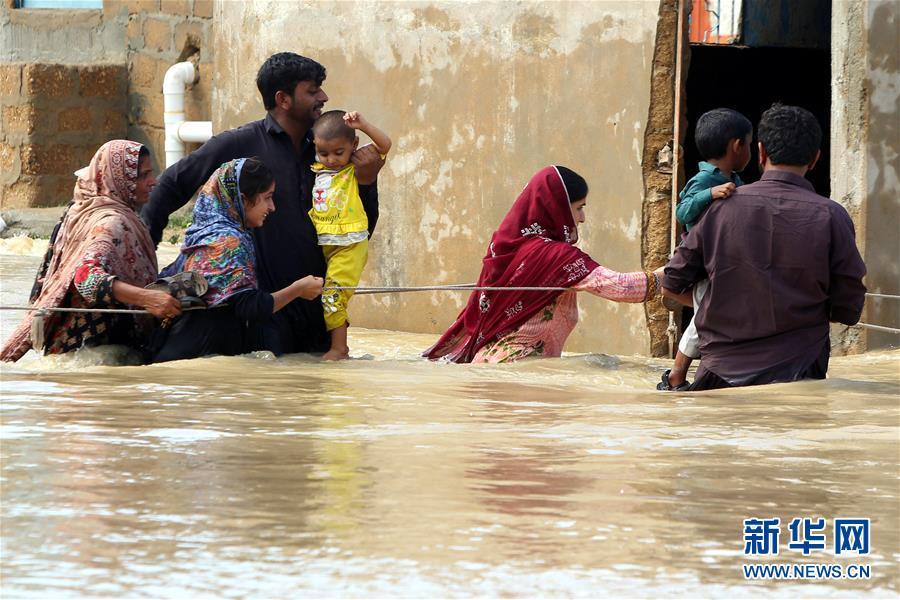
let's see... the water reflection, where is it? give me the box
[1,246,898,597]
[464,383,590,525]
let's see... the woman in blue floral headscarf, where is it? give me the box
[152,158,323,362]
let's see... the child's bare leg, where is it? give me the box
[667,351,692,386]
[323,324,350,361]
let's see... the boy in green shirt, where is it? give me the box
[659,108,752,390]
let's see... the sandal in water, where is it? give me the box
[656,369,691,391]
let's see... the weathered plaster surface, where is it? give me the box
[641,0,681,358]
[214,0,660,356]
[831,0,899,352]
[862,0,899,349]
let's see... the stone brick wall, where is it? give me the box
[0,0,212,208]
[105,0,213,173]
[1,63,128,208]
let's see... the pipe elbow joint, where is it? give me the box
[162,61,197,94]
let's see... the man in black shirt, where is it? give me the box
[143,53,384,354]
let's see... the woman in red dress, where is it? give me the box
[424,166,659,363]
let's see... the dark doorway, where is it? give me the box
[683,45,832,195]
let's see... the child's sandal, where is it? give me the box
[656,369,691,391]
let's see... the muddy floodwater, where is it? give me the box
[1,239,898,598]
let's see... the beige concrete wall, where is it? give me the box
[214,0,662,356]
[862,0,899,349]
[831,0,900,351]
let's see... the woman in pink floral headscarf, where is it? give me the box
[0,140,182,362]
[425,166,660,363]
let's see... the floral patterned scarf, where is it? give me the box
[160,159,258,307]
[1,140,157,362]
[424,166,599,363]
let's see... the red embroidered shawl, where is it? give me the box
[424,166,599,363]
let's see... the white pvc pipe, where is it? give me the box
[163,61,213,168]
[177,120,213,143]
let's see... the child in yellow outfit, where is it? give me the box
[310,110,391,360]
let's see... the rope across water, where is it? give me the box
[0,289,898,333]
[329,284,573,294]
[0,305,214,315]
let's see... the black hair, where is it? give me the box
[555,166,588,202]
[138,145,150,160]
[758,103,822,166]
[256,52,326,111]
[312,110,356,142]
[238,157,274,203]
[694,108,753,160]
